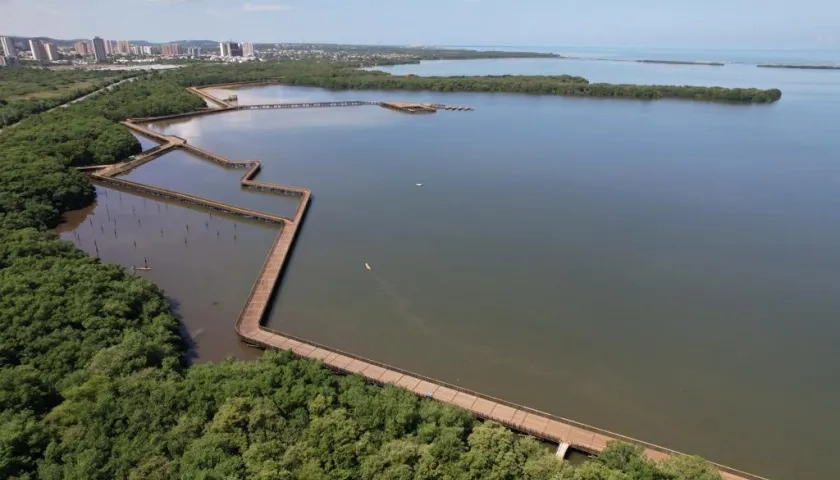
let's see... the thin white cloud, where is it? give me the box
[242,3,290,12]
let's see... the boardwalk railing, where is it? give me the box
[187,86,236,108]
[91,175,290,223]
[238,101,373,110]
[129,107,236,123]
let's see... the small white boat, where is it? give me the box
[365,263,371,270]
[415,183,423,187]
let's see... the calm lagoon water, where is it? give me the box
[57,186,277,362]
[61,57,840,479]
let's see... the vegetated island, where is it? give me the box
[0,62,753,479]
[757,64,840,70]
[166,61,781,103]
[636,59,725,66]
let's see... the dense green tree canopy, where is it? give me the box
[0,67,134,127]
[163,61,781,103]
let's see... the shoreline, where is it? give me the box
[757,63,840,70]
[213,70,782,104]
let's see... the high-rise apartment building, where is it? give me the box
[45,42,60,61]
[187,47,202,57]
[160,44,181,57]
[242,42,255,57]
[92,37,107,62]
[74,41,91,56]
[104,40,113,55]
[29,39,47,61]
[116,40,131,55]
[219,41,243,57]
[1,36,17,58]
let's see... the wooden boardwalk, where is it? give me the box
[86,87,768,480]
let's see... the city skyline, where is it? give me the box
[0,0,838,49]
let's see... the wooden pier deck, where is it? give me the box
[80,85,769,480]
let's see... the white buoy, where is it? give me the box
[365,263,371,271]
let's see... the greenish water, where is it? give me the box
[64,58,840,479]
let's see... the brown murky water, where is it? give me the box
[57,185,279,362]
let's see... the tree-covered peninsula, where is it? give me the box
[1,64,738,479]
[166,61,782,103]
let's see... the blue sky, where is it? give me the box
[0,0,838,49]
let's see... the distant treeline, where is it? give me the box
[371,49,560,65]
[636,59,725,66]
[757,64,840,70]
[288,72,781,103]
[163,61,782,103]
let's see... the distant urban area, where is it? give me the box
[0,35,559,69]
[0,35,260,67]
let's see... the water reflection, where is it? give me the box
[121,149,301,219]
[57,186,279,363]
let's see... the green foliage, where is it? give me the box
[596,443,669,480]
[160,61,781,103]
[0,72,204,232]
[291,73,781,103]
[0,67,133,127]
[659,454,723,480]
[0,228,184,385]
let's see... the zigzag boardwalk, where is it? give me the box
[79,87,768,480]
